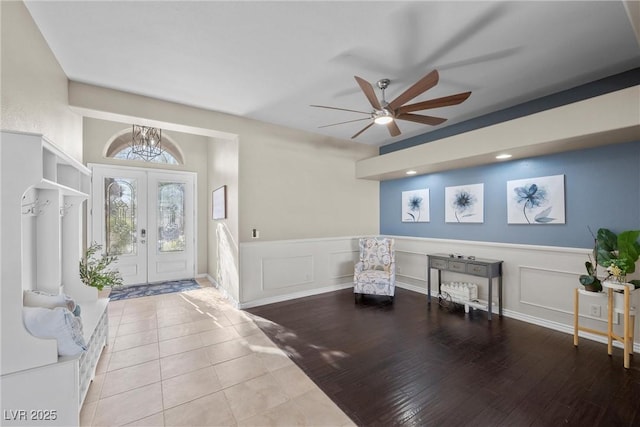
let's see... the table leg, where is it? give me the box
[624,288,630,369]
[498,276,503,317]
[607,289,614,356]
[427,266,431,303]
[573,288,579,346]
[488,276,493,321]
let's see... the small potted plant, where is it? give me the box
[79,242,123,295]
[579,228,640,291]
[606,259,629,283]
[596,228,640,288]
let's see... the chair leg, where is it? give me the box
[389,296,394,303]
[354,293,361,303]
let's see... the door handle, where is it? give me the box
[141,228,146,244]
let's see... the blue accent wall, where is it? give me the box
[380,141,640,248]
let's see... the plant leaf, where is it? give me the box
[597,228,618,267]
[618,230,640,274]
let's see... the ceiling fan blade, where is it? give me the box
[387,70,439,111]
[318,118,371,128]
[351,122,374,139]
[397,113,447,126]
[310,105,371,115]
[396,92,472,115]
[354,76,382,110]
[387,121,401,137]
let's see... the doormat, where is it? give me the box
[108,279,201,301]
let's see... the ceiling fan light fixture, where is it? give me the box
[373,109,394,125]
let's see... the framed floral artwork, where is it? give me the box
[507,174,565,224]
[402,189,429,222]
[445,183,484,223]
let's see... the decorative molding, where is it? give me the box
[519,265,578,311]
[328,249,359,280]
[241,235,364,247]
[384,234,591,254]
[261,255,314,290]
[395,249,427,281]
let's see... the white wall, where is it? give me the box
[208,137,240,302]
[237,123,379,242]
[0,1,82,160]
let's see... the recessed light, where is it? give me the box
[496,154,512,160]
[406,170,417,175]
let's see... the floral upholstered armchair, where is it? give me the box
[354,237,396,303]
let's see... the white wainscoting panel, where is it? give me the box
[328,250,359,280]
[239,236,362,307]
[519,266,579,314]
[262,255,314,290]
[238,235,639,349]
[396,250,427,282]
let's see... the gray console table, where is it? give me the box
[427,253,503,320]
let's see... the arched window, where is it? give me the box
[105,129,184,165]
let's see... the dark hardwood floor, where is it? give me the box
[247,287,640,427]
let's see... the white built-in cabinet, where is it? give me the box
[0,131,108,426]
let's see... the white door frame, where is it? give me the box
[89,163,197,285]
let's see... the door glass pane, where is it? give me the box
[158,182,185,252]
[105,178,137,255]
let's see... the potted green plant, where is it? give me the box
[579,228,640,291]
[595,228,640,288]
[79,242,124,293]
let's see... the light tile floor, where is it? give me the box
[81,280,354,427]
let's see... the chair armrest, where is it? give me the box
[355,261,365,274]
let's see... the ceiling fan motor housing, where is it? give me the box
[376,79,390,90]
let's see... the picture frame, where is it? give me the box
[402,189,430,222]
[506,174,565,224]
[212,185,227,220]
[445,183,484,223]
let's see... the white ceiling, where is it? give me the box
[25,1,640,147]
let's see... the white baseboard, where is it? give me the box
[239,282,353,309]
[396,281,428,296]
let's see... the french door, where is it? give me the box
[90,164,196,285]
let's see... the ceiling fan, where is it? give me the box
[311,70,471,139]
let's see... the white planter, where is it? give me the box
[98,286,112,299]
